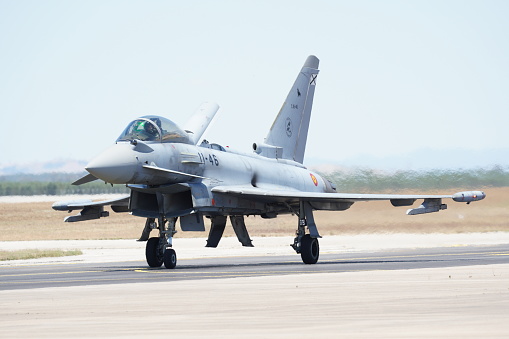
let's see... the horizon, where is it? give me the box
[1,147,508,177]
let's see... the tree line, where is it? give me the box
[0,181,129,196]
[322,165,509,193]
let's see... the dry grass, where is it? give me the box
[0,187,507,241]
[0,249,82,261]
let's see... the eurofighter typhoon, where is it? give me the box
[53,56,485,268]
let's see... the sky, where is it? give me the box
[1,0,508,171]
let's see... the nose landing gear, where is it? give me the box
[144,216,178,269]
[145,237,164,267]
[163,248,177,269]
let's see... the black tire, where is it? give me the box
[146,237,163,267]
[164,248,177,269]
[300,234,319,264]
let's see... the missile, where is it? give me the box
[406,198,447,215]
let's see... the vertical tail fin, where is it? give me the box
[261,55,319,164]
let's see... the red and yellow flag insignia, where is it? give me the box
[310,173,318,186]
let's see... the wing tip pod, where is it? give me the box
[406,190,486,215]
[452,191,486,203]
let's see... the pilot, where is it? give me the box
[144,122,158,139]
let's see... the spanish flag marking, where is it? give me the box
[310,173,318,186]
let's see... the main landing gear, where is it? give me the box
[140,202,322,268]
[291,201,321,264]
[142,216,178,269]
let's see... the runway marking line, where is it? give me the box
[4,250,502,278]
[0,270,102,278]
[0,269,375,287]
[1,249,505,288]
[0,259,148,269]
[319,251,509,262]
[0,267,140,278]
[133,269,337,274]
[0,276,177,285]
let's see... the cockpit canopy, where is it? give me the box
[116,115,192,144]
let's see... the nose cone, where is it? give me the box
[86,143,138,184]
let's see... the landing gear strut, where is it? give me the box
[291,201,321,264]
[144,216,178,269]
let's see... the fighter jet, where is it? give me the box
[53,55,486,269]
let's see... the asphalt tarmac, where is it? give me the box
[1,245,508,291]
[1,236,508,338]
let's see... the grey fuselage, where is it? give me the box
[86,139,335,219]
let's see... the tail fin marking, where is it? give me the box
[263,55,319,164]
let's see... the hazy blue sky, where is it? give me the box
[1,0,508,169]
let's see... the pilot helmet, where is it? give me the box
[144,122,156,133]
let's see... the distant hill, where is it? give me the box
[0,159,87,176]
[306,147,509,171]
[0,172,87,183]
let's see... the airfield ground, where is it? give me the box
[0,188,508,338]
[0,187,507,241]
[1,234,508,338]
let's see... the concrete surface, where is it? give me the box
[2,232,509,265]
[0,263,508,338]
[1,234,508,338]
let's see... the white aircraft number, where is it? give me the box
[198,153,219,166]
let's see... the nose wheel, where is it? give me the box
[146,237,164,267]
[144,216,178,269]
[164,248,177,269]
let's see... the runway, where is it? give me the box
[1,235,509,338]
[1,244,508,291]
